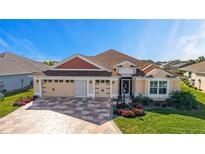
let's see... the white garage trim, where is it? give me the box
[39,79,42,97]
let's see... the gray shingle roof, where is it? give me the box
[0,52,49,76]
[180,61,205,73]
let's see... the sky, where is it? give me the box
[0,19,205,61]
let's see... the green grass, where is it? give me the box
[114,82,205,134]
[0,89,33,118]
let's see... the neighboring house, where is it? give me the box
[33,49,180,100]
[0,52,48,93]
[160,60,188,70]
[180,61,205,91]
[171,62,189,70]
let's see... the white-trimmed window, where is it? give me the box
[159,81,167,94]
[149,80,167,95]
[150,81,158,94]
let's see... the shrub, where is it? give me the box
[121,110,135,118]
[140,96,153,106]
[194,87,198,90]
[167,91,198,110]
[116,103,129,109]
[136,103,143,109]
[132,96,141,103]
[22,97,33,103]
[199,89,202,91]
[188,85,193,88]
[162,103,167,108]
[132,108,145,116]
[113,109,123,116]
[154,101,161,106]
[13,101,26,106]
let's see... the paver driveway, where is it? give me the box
[0,97,121,134]
[29,97,112,125]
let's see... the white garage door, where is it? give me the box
[74,80,87,97]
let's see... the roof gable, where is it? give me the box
[114,60,138,67]
[56,57,99,69]
[145,68,174,77]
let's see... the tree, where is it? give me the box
[43,60,57,66]
[196,56,205,62]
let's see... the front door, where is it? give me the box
[121,79,130,95]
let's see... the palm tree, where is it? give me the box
[196,56,205,62]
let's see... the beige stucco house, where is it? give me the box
[33,49,180,100]
[180,61,205,91]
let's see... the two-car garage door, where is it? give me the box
[42,79,87,97]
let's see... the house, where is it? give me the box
[0,52,48,93]
[180,61,205,91]
[159,60,188,70]
[33,49,180,100]
[171,62,189,70]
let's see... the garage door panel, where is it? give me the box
[42,80,74,97]
[95,80,110,97]
[75,80,87,97]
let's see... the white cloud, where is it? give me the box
[178,22,205,60]
[0,38,9,49]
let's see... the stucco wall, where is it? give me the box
[152,71,168,78]
[132,79,145,95]
[133,78,180,99]
[0,74,32,92]
[112,80,118,97]
[169,79,180,93]
[42,80,74,97]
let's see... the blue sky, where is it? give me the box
[0,19,205,61]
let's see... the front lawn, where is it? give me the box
[114,82,205,134]
[0,89,33,118]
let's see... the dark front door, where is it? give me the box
[121,79,130,95]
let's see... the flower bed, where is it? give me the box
[13,96,33,106]
[114,107,145,118]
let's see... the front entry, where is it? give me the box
[121,79,130,96]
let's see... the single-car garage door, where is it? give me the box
[95,80,110,97]
[75,80,87,97]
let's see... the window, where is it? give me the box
[101,80,105,83]
[96,80,100,84]
[150,81,158,94]
[191,79,195,86]
[48,80,52,83]
[159,81,167,94]
[150,80,167,95]
[66,80,69,83]
[36,80,39,83]
[71,80,74,83]
[188,72,192,78]
[106,80,110,84]
[59,80,63,83]
[44,80,47,82]
[54,80,58,83]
